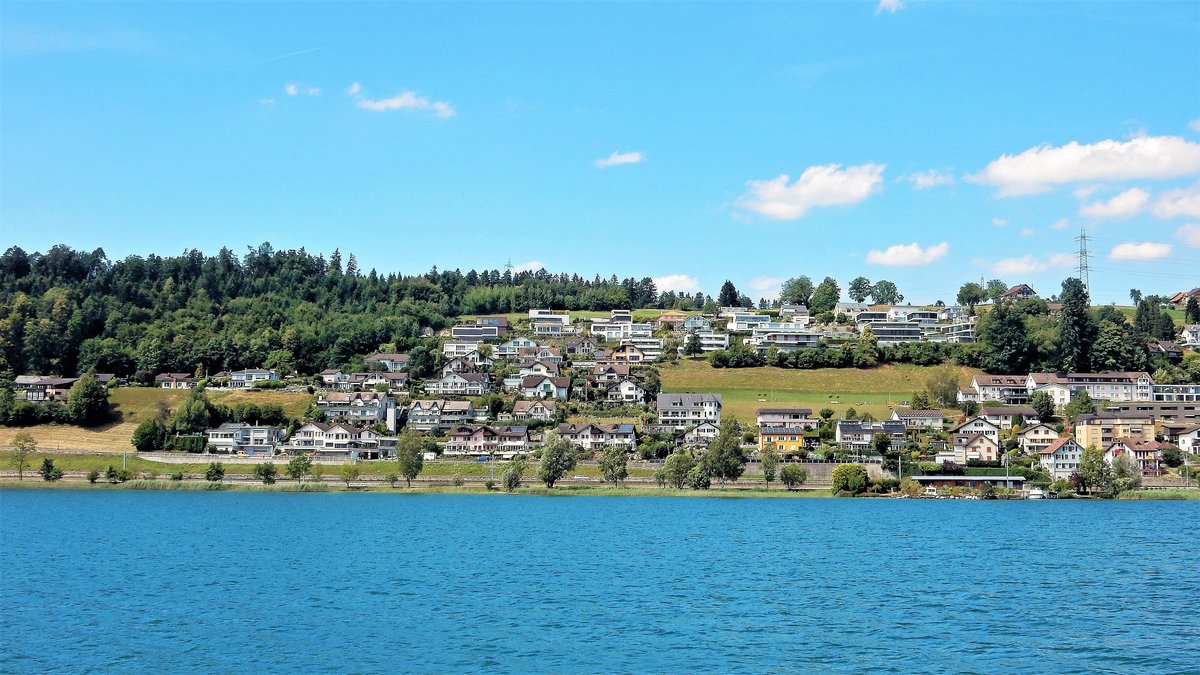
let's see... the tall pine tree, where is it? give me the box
[1058,278,1097,373]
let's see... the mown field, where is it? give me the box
[0,387,314,453]
[659,359,980,421]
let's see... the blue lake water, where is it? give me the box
[1,490,1197,673]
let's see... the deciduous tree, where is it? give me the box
[394,429,426,487]
[599,445,629,486]
[537,431,577,488]
[760,448,778,487]
[780,464,808,490]
[11,431,35,480]
[848,277,872,303]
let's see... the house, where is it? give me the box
[655,310,689,330]
[609,343,647,363]
[960,374,1031,405]
[890,409,945,430]
[230,368,278,388]
[317,392,397,432]
[1074,413,1155,449]
[683,315,714,331]
[425,372,490,396]
[532,346,563,363]
[205,423,285,456]
[685,422,720,446]
[657,393,722,429]
[592,364,631,383]
[859,321,923,345]
[1105,438,1165,477]
[1038,438,1085,480]
[556,423,637,450]
[494,337,538,360]
[349,371,408,392]
[1180,324,1200,348]
[726,313,772,331]
[364,353,409,372]
[442,340,485,359]
[321,369,351,390]
[444,425,531,457]
[512,400,557,423]
[779,304,810,319]
[835,420,907,451]
[23,377,78,402]
[834,302,871,320]
[517,360,560,377]
[1152,383,1200,403]
[980,406,1038,430]
[679,330,729,354]
[565,336,598,357]
[530,309,572,335]
[1026,372,1153,408]
[1167,288,1200,307]
[281,422,396,460]
[521,375,570,400]
[886,306,940,324]
[758,426,812,454]
[156,373,197,389]
[948,416,1001,442]
[450,324,504,341]
[407,399,477,432]
[605,378,646,404]
[749,330,821,353]
[999,284,1037,301]
[757,408,818,429]
[1148,341,1183,362]
[1166,424,1200,455]
[441,357,480,376]
[947,433,1000,464]
[1018,423,1059,454]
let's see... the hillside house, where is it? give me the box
[444,425,530,457]
[1105,438,1164,477]
[230,368,278,388]
[1039,438,1084,480]
[364,353,409,372]
[205,423,285,456]
[282,422,395,460]
[317,392,397,432]
[657,393,722,429]
[556,423,637,450]
[512,400,557,423]
[1018,423,1059,453]
[605,378,646,404]
[406,400,476,432]
[890,409,945,430]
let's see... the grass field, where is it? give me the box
[0,387,314,453]
[659,359,979,421]
[463,309,683,324]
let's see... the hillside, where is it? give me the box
[659,359,980,421]
[0,388,314,453]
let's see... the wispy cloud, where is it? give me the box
[1,23,154,56]
[1109,241,1172,260]
[737,163,885,220]
[746,276,787,299]
[351,84,455,118]
[594,151,644,168]
[968,135,1200,196]
[259,98,277,107]
[285,83,299,96]
[1190,119,1200,133]
[511,260,547,273]
[1176,223,1200,247]
[1152,182,1200,219]
[876,0,905,14]
[1020,228,1036,237]
[865,241,949,266]
[1079,187,1150,219]
[992,218,1008,227]
[249,47,322,66]
[1051,218,1070,230]
[905,169,955,190]
[989,253,1076,275]
[654,274,701,294]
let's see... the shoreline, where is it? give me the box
[2,479,1197,499]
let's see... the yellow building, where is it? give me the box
[1073,413,1155,449]
[758,427,810,454]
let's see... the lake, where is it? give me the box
[1,490,1196,673]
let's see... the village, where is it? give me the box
[11,285,1200,497]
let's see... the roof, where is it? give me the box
[657,393,723,406]
[892,409,944,418]
[364,353,408,362]
[557,423,635,435]
[948,416,999,433]
[1000,284,1036,299]
[155,372,194,380]
[522,375,570,388]
[513,400,557,413]
[1108,437,1164,451]
[758,407,813,415]
[1039,437,1079,455]
[1028,371,1152,386]
[980,406,1037,417]
[974,374,1027,386]
[760,426,814,435]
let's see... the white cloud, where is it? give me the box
[968,135,1200,196]
[992,218,1008,227]
[989,253,1076,276]
[876,0,905,14]
[1073,185,1101,200]
[1051,218,1070,230]
[284,83,299,96]
[737,163,885,220]
[354,89,456,118]
[906,170,954,190]
[746,276,787,299]
[259,98,276,106]
[1152,182,1200,219]
[1176,223,1200,247]
[1190,119,1200,133]
[865,241,949,266]
[594,151,644,168]
[1109,241,1173,260]
[511,260,547,273]
[653,274,701,294]
[347,82,362,96]
[306,87,321,96]
[1078,187,1150,219]
[1020,228,1036,237]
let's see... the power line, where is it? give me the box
[1074,224,1091,291]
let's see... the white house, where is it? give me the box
[205,423,285,456]
[1180,324,1200,348]
[364,353,409,372]
[948,416,1001,442]
[657,393,722,429]
[556,423,637,450]
[320,369,351,390]
[1018,423,1059,454]
[512,400,557,423]
[282,422,396,460]
[317,392,397,432]
[494,337,538,360]
[1039,438,1085,480]
[890,409,945,430]
[406,399,476,432]
[980,406,1038,430]
[1026,372,1153,407]
[521,375,570,400]
[425,372,490,396]
[605,378,646,404]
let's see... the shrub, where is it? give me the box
[205,462,226,482]
[86,469,100,484]
[780,464,807,490]
[452,473,465,487]
[831,464,869,495]
[170,471,185,481]
[39,458,64,482]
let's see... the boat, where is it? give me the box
[1027,487,1046,500]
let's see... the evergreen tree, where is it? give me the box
[1057,278,1097,373]
[1187,296,1200,323]
[978,300,1035,374]
[717,280,740,307]
[1031,391,1055,421]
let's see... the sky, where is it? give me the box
[1,1,1198,305]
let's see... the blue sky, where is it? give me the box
[1,1,1198,304]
